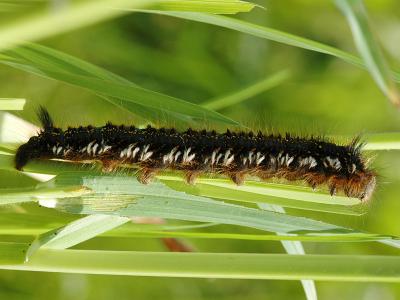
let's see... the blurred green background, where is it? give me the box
[0,0,400,299]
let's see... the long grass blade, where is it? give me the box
[364,132,400,150]
[259,203,317,300]
[0,155,369,215]
[2,249,400,282]
[35,173,350,234]
[160,176,364,215]
[335,0,400,108]
[202,70,290,111]
[0,227,394,243]
[0,111,38,149]
[0,98,25,110]
[134,10,400,84]
[0,0,255,52]
[26,215,129,260]
[0,44,239,126]
[144,0,256,14]
[0,242,29,264]
[13,172,392,243]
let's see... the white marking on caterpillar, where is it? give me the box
[308,157,317,168]
[163,146,178,164]
[174,151,181,162]
[277,152,285,166]
[86,141,95,155]
[248,151,254,165]
[300,156,317,168]
[131,147,140,159]
[277,152,282,160]
[120,144,137,158]
[242,157,248,166]
[286,155,294,167]
[278,152,293,167]
[99,145,112,155]
[223,150,231,163]
[225,155,235,166]
[141,151,153,161]
[52,145,57,154]
[351,163,357,173]
[183,147,195,163]
[126,144,136,158]
[325,156,341,170]
[223,150,234,166]
[323,160,328,168]
[215,153,223,165]
[256,152,265,166]
[187,153,196,162]
[56,146,63,155]
[182,148,190,163]
[211,149,220,165]
[92,143,99,155]
[139,145,152,161]
[120,148,128,158]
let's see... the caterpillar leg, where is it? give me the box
[229,172,246,185]
[138,167,158,184]
[184,171,202,185]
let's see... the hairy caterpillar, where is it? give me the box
[15,107,376,201]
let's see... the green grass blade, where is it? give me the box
[2,249,400,282]
[0,0,147,52]
[0,111,38,149]
[0,185,90,205]
[0,155,365,215]
[161,176,360,205]
[202,70,290,111]
[36,172,349,234]
[379,239,400,249]
[137,10,364,66]
[0,242,29,264]
[0,0,255,52]
[258,203,317,300]
[135,10,400,84]
[101,228,395,243]
[0,147,13,155]
[0,98,25,110]
[49,193,355,233]
[160,175,364,215]
[0,213,393,243]
[26,215,129,260]
[0,227,395,243]
[335,0,400,107]
[145,0,256,14]
[22,172,391,242]
[0,44,239,126]
[364,132,400,150]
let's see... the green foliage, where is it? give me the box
[0,44,238,126]
[335,0,400,107]
[3,250,400,282]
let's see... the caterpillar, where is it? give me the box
[15,107,376,201]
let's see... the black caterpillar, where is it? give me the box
[15,107,376,201]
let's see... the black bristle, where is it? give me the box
[37,106,54,130]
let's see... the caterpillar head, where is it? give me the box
[15,107,59,170]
